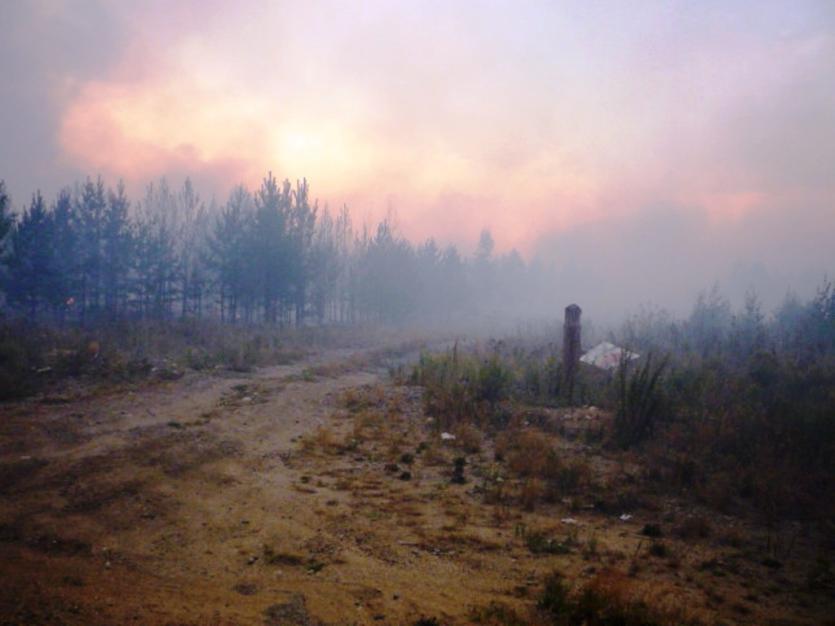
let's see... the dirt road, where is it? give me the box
[0,346,412,625]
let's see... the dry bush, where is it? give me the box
[0,319,348,400]
[697,472,736,512]
[491,504,515,525]
[494,429,595,507]
[342,388,367,412]
[453,422,483,453]
[412,348,514,430]
[673,515,712,541]
[482,464,510,506]
[504,430,560,479]
[494,431,513,462]
[299,435,316,453]
[301,426,339,454]
[717,526,745,548]
[385,430,409,459]
[614,353,668,448]
[421,443,449,466]
[537,569,698,626]
[519,478,547,511]
[315,426,337,451]
[552,458,593,495]
[468,601,532,626]
[352,410,384,441]
[369,384,387,406]
[340,431,360,453]
[386,394,405,417]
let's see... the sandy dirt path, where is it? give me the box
[0,346,405,625]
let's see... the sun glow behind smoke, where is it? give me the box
[49,1,835,259]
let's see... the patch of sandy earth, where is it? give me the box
[0,347,412,625]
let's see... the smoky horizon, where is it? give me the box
[1,1,833,319]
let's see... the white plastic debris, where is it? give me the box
[580,342,640,370]
[440,432,456,441]
[560,517,578,525]
[619,513,633,521]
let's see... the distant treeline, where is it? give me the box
[0,176,540,326]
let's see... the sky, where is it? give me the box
[1,0,833,314]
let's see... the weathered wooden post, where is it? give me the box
[563,304,582,404]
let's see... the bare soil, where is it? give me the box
[0,343,832,625]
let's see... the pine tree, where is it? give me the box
[0,181,14,293]
[309,207,342,324]
[175,179,207,318]
[102,181,133,319]
[51,189,80,323]
[76,177,107,321]
[289,179,317,326]
[0,181,11,247]
[7,192,56,319]
[253,173,291,324]
[209,186,253,324]
[133,181,179,320]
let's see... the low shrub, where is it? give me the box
[537,570,689,626]
[614,353,668,448]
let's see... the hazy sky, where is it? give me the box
[1,0,833,313]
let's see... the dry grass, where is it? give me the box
[501,430,560,479]
[452,422,483,453]
[519,478,546,511]
[292,352,835,626]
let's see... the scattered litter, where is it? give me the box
[619,513,633,521]
[580,342,640,370]
[440,432,456,441]
[242,396,252,403]
[561,517,578,525]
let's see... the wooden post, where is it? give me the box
[563,304,582,404]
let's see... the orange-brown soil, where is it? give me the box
[0,344,831,625]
